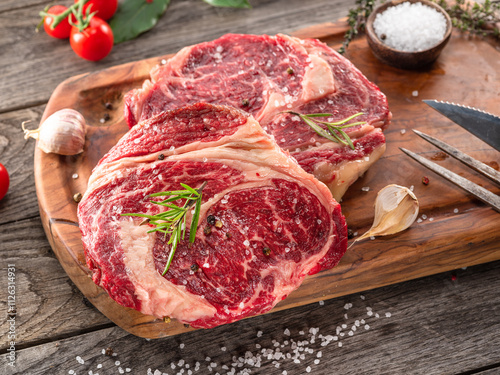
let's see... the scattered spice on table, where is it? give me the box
[65,296,393,374]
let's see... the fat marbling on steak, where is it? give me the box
[78,103,348,329]
[124,34,391,200]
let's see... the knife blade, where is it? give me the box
[423,100,500,151]
[400,147,500,212]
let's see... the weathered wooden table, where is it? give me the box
[1,0,500,374]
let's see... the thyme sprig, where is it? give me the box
[339,0,376,54]
[339,0,500,54]
[437,0,500,38]
[122,181,207,275]
[287,111,365,150]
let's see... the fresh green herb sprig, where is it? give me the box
[437,0,500,38]
[339,0,376,54]
[122,181,207,275]
[339,0,500,54]
[287,112,365,150]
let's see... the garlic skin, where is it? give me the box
[350,184,419,247]
[23,109,86,155]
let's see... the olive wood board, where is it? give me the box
[34,21,500,339]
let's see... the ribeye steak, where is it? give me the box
[124,34,391,200]
[78,103,348,329]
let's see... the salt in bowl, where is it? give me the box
[365,0,452,70]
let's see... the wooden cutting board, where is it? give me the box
[34,21,500,339]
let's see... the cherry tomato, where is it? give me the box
[0,163,9,201]
[43,5,72,39]
[70,17,114,61]
[75,0,118,21]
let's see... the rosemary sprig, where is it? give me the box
[122,181,207,275]
[286,112,365,150]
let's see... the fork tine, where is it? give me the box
[400,147,500,212]
[413,129,500,186]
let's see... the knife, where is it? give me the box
[423,100,500,152]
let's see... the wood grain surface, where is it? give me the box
[6,260,500,375]
[33,22,500,339]
[2,1,500,374]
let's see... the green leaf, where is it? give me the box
[123,181,207,275]
[189,196,202,243]
[180,183,200,196]
[202,0,251,8]
[305,113,333,118]
[149,189,189,197]
[301,116,339,144]
[110,0,171,44]
[287,111,363,150]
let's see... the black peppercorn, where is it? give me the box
[207,215,216,225]
[73,192,82,203]
[190,263,199,272]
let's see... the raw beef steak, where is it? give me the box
[78,103,347,329]
[124,34,391,200]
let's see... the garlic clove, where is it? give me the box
[23,109,87,156]
[350,184,419,247]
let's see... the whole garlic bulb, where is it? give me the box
[22,109,86,155]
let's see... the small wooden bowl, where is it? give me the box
[365,0,452,70]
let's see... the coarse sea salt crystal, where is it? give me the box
[373,2,447,52]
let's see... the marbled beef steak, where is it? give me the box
[124,34,391,200]
[78,103,347,329]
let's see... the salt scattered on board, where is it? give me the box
[373,2,447,52]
